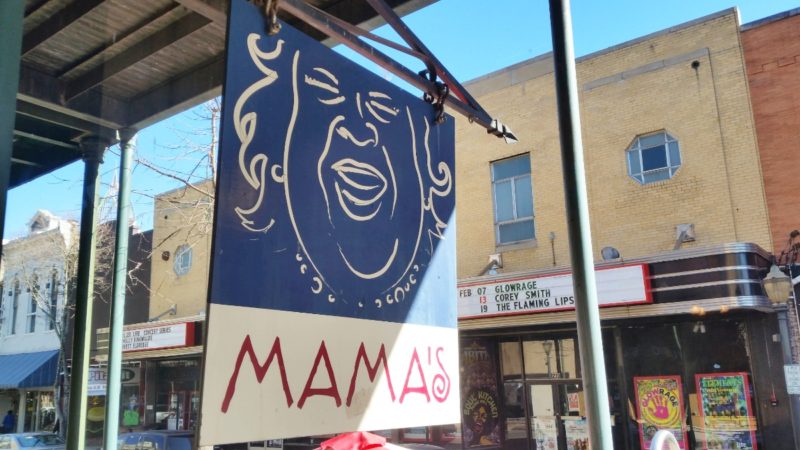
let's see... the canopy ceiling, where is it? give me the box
[12,0,435,188]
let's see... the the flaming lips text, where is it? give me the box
[221,335,452,413]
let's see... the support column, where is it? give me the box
[16,389,25,433]
[103,128,136,450]
[0,0,24,252]
[66,136,107,450]
[547,1,613,449]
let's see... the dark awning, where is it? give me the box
[0,349,59,389]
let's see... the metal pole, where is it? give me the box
[66,136,107,450]
[547,1,614,449]
[0,0,23,251]
[779,262,800,448]
[103,129,136,450]
[776,306,800,448]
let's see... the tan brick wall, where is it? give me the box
[455,10,771,279]
[743,12,800,254]
[149,181,214,319]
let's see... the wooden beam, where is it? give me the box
[24,0,50,17]
[16,99,118,140]
[18,65,127,130]
[22,0,106,55]
[65,12,212,101]
[58,3,182,80]
[13,130,80,151]
[174,0,228,25]
[127,56,224,129]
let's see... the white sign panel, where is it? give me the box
[122,322,193,352]
[785,364,800,395]
[87,367,140,396]
[88,367,107,396]
[458,264,650,319]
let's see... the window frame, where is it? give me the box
[173,244,193,277]
[49,270,59,331]
[27,274,39,333]
[0,283,4,334]
[626,131,681,185]
[491,154,535,246]
[11,279,20,335]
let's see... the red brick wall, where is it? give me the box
[743,13,800,254]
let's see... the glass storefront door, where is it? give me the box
[528,382,589,450]
[500,335,618,450]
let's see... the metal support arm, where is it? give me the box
[276,0,517,143]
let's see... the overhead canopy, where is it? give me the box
[0,349,59,389]
[12,0,436,188]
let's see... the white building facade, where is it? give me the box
[0,211,75,432]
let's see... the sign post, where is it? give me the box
[199,1,459,446]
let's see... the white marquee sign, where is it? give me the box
[458,264,651,319]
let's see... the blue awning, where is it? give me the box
[0,350,59,389]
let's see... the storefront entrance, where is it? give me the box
[528,382,587,450]
[497,334,619,450]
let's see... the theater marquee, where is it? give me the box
[458,264,651,319]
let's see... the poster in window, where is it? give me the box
[634,376,688,450]
[695,373,757,450]
[563,417,590,450]
[460,339,501,447]
[531,416,558,450]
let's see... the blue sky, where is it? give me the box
[5,0,797,238]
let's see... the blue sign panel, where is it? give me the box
[211,2,455,326]
[201,1,458,445]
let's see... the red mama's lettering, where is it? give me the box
[221,335,452,412]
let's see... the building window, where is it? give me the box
[49,271,59,331]
[0,283,4,334]
[27,275,39,333]
[174,244,193,277]
[11,280,20,335]
[626,131,681,184]
[492,154,534,245]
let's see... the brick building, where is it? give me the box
[455,9,794,450]
[742,8,800,256]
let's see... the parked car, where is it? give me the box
[117,431,238,450]
[0,432,66,450]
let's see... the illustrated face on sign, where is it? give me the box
[230,33,453,313]
[471,404,488,434]
[285,57,422,289]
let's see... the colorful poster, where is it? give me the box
[532,416,558,450]
[460,339,501,447]
[695,373,758,450]
[564,417,590,450]
[634,376,688,450]
[199,0,458,446]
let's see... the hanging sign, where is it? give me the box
[695,373,758,450]
[87,367,141,396]
[200,0,458,446]
[458,264,650,319]
[634,376,688,450]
